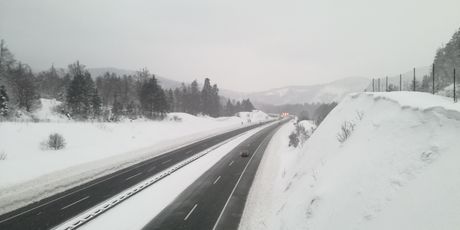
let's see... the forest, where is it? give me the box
[0,40,255,121]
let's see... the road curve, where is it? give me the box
[142,120,287,230]
[0,121,273,230]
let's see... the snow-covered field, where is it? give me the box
[0,99,272,215]
[240,92,460,230]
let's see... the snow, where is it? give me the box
[0,99,272,215]
[240,92,460,230]
[71,124,269,230]
[249,77,370,105]
[236,110,271,123]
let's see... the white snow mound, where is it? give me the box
[240,92,460,230]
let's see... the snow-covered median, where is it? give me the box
[72,124,269,230]
[240,92,460,230]
[0,99,272,215]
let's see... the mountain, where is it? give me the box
[86,68,370,105]
[247,77,371,105]
[87,67,183,90]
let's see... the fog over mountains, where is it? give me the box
[87,68,370,105]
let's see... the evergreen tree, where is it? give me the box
[201,78,213,116]
[0,40,15,72]
[224,99,234,116]
[36,65,68,100]
[211,84,220,117]
[173,88,183,112]
[138,75,168,118]
[166,89,174,112]
[9,63,40,112]
[65,61,99,119]
[91,89,102,118]
[111,94,124,120]
[241,99,255,112]
[189,80,201,115]
[0,85,8,116]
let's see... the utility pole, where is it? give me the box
[386,76,388,92]
[400,74,402,91]
[432,64,435,94]
[372,78,375,92]
[413,68,416,91]
[454,68,457,102]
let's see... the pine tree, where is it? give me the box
[166,89,174,112]
[9,63,40,112]
[111,94,124,121]
[225,99,234,116]
[138,75,168,118]
[241,99,255,112]
[201,78,213,116]
[211,84,220,117]
[0,85,8,116]
[189,80,201,115]
[66,61,99,119]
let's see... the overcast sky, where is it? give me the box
[1,0,460,92]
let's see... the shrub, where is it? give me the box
[170,115,182,122]
[45,133,66,150]
[0,151,6,160]
[288,132,300,147]
[337,121,355,143]
[289,122,315,148]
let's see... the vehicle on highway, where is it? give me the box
[240,150,250,157]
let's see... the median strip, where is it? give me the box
[52,128,255,230]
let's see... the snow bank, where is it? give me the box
[240,92,460,230]
[236,110,271,123]
[0,101,272,215]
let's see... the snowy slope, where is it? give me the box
[248,77,370,105]
[0,100,272,215]
[240,92,460,230]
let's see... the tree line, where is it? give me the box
[0,39,255,121]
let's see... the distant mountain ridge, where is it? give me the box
[86,67,370,105]
[87,67,183,90]
[247,77,371,105]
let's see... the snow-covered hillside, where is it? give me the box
[248,77,370,105]
[240,92,460,230]
[0,99,272,215]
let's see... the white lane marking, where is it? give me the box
[186,150,193,154]
[0,125,270,225]
[184,203,198,221]
[212,131,273,230]
[125,172,142,181]
[147,167,156,172]
[0,170,123,224]
[213,176,221,185]
[161,159,172,165]
[228,160,234,166]
[60,196,90,210]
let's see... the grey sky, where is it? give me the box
[1,0,460,92]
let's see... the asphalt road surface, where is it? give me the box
[0,121,275,230]
[143,119,287,230]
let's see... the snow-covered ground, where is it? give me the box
[240,92,460,230]
[0,99,272,215]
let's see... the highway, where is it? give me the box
[143,120,286,230]
[0,121,275,230]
